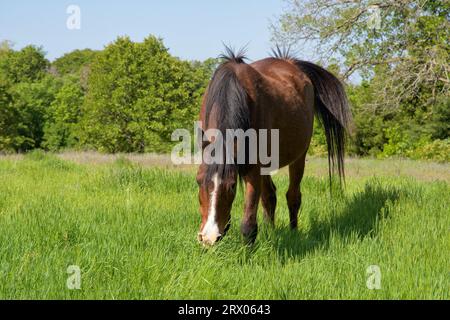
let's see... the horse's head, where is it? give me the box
[196,163,238,246]
[195,52,250,246]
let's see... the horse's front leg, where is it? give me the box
[241,169,261,244]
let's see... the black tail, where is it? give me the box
[295,60,352,186]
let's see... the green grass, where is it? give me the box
[0,152,448,299]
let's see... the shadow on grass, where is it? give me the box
[268,181,403,263]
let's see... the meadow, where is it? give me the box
[0,151,448,299]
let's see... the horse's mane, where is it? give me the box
[218,45,247,64]
[203,46,250,185]
[270,44,296,61]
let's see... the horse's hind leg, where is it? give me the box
[261,176,277,225]
[286,154,306,229]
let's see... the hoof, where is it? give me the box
[289,220,298,230]
[241,223,258,244]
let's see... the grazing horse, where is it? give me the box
[196,47,352,245]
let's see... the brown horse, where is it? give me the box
[196,47,352,245]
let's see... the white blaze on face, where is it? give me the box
[200,173,221,244]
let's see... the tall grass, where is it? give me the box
[0,153,448,299]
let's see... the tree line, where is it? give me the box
[0,36,215,154]
[0,23,448,161]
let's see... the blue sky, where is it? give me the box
[0,0,298,62]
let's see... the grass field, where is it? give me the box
[0,151,448,299]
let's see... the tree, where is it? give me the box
[346,80,389,156]
[274,0,449,159]
[273,1,449,101]
[79,36,210,153]
[0,80,20,152]
[7,76,61,151]
[0,43,49,84]
[51,49,98,90]
[274,0,449,106]
[42,76,83,151]
[51,49,98,76]
[0,43,55,152]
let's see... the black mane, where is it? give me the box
[270,44,296,60]
[218,45,248,64]
[203,47,250,184]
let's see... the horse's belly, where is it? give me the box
[257,76,315,169]
[273,108,314,168]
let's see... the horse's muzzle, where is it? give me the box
[197,232,222,246]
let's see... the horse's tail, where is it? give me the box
[294,60,353,186]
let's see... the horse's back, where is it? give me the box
[245,58,315,166]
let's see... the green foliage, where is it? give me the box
[380,124,416,159]
[413,139,450,162]
[346,82,386,156]
[429,96,450,140]
[0,37,213,154]
[42,77,84,151]
[51,49,98,76]
[79,36,210,153]
[274,0,450,162]
[0,43,49,84]
[381,127,450,162]
[0,81,20,152]
[7,75,61,151]
[307,118,328,157]
[345,68,449,160]
[0,43,57,152]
